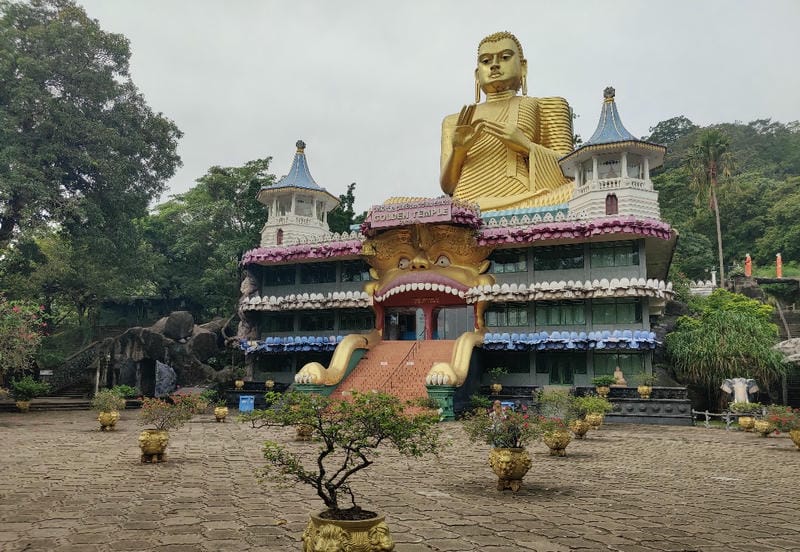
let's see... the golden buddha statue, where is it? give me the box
[440,32,574,212]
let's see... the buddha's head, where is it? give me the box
[476,31,527,96]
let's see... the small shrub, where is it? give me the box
[139,397,194,431]
[591,375,617,387]
[91,389,126,412]
[10,375,50,401]
[111,385,138,399]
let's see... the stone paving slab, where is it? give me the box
[1,410,799,551]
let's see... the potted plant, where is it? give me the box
[537,416,571,456]
[9,375,50,412]
[91,389,127,431]
[572,394,613,430]
[230,366,246,389]
[487,366,508,394]
[591,375,617,398]
[462,400,540,492]
[729,401,761,431]
[241,391,441,548]
[138,396,195,463]
[765,405,800,449]
[635,373,659,399]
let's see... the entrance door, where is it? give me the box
[435,306,475,340]
[384,309,419,340]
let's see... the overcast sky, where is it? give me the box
[78,0,800,214]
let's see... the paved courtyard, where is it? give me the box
[0,408,798,552]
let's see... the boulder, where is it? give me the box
[164,311,195,341]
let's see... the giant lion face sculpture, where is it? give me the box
[362,225,494,327]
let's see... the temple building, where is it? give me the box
[237,83,678,421]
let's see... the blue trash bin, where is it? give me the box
[239,395,255,412]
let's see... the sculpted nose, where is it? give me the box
[410,256,429,270]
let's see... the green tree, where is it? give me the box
[327,182,357,234]
[689,129,735,284]
[645,115,698,148]
[0,0,181,249]
[666,289,786,398]
[140,159,274,317]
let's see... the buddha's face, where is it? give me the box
[475,37,526,94]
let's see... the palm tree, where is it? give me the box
[689,129,734,285]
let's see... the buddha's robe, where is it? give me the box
[441,96,574,211]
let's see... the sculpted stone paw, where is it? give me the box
[295,362,325,384]
[426,362,456,386]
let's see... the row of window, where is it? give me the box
[262,241,640,286]
[485,299,643,327]
[264,262,371,287]
[489,241,639,274]
[261,311,376,333]
[484,351,644,385]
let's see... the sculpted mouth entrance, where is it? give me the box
[374,273,469,304]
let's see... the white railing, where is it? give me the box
[575,177,651,196]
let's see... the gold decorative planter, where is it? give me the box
[490,383,502,394]
[595,385,610,398]
[234,379,245,389]
[569,419,591,439]
[214,406,229,422]
[265,379,275,390]
[15,400,31,412]
[542,430,572,456]
[138,429,170,463]
[585,412,604,429]
[97,411,120,431]
[737,416,755,432]
[753,420,775,437]
[789,429,800,450]
[302,511,394,552]
[488,447,531,492]
[296,424,314,441]
[637,385,652,400]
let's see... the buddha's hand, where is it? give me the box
[478,120,532,154]
[452,124,482,152]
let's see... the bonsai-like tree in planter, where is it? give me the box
[488,366,508,394]
[91,389,127,430]
[138,396,195,463]
[591,375,617,398]
[241,390,442,549]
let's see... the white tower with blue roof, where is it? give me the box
[257,140,340,247]
[560,87,666,220]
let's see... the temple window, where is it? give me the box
[296,195,313,217]
[535,301,586,326]
[277,196,291,216]
[483,351,529,374]
[300,262,336,284]
[593,352,644,377]
[299,312,335,331]
[339,311,375,331]
[605,193,618,215]
[535,352,584,385]
[582,160,594,182]
[488,248,527,273]
[276,228,284,245]
[627,154,642,179]
[341,261,371,282]
[264,265,296,286]
[485,303,529,327]
[598,158,620,179]
[316,201,325,221]
[262,314,294,333]
[590,240,639,267]
[591,298,642,324]
[533,244,584,271]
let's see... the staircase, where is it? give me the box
[330,340,455,402]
